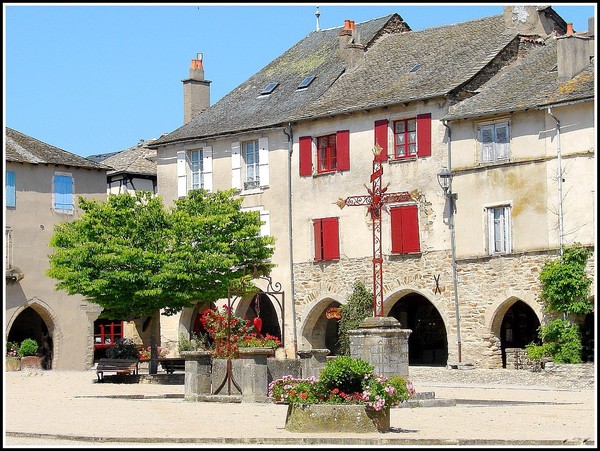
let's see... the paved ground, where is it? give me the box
[3,365,596,447]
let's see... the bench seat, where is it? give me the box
[96,358,139,381]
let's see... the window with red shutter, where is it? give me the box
[336,130,350,171]
[390,205,420,253]
[416,113,431,157]
[391,114,432,160]
[313,217,340,261]
[317,134,337,172]
[374,119,389,161]
[299,136,313,176]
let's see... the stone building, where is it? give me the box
[4,127,110,370]
[147,6,595,367]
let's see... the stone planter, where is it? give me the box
[181,351,212,401]
[20,355,44,370]
[285,403,391,433]
[6,357,21,371]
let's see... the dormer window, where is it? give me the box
[409,63,422,73]
[260,82,279,96]
[297,76,316,90]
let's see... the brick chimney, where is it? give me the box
[556,24,591,81]
[338,19,364,69]
[182,53,211,124]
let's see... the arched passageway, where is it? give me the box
[301,299,342,355]
[388,293,448,366]
[499,300,541,368]
[7,306,54,369]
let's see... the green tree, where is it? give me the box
[47,189,274,373]
[336,281,373,355]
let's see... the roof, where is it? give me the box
[5,127,110,170]
[443,37,595,120]
[88,139,157,176]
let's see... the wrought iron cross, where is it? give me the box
[336,144,412,317]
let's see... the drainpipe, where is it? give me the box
[547,107,564,257]
[283,123,298,358]
[441,119,462,364]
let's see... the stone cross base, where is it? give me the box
[348,316,412,378]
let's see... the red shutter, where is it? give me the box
[374,119,389,162]
[322,217,340,260]
[336,130,350,171]
[391,205,420,253]
[299,136,313,176]
[313,219,323,261]
[417,113,431,157]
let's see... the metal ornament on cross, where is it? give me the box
[336,143,412,317]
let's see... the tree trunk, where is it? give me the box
[149,309,161,374]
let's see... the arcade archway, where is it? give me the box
[7,306,54,369]
[499,300,541,368]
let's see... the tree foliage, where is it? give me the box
[336,281,373,355]
[47,190,275,319]
[539,244,593,315]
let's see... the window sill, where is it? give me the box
[389,156,418,164]
[239,186,267,196]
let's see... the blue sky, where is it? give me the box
[4,3,596,157]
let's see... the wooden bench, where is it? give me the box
[159,358,186,374]
[96,358,139,381]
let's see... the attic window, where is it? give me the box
[409,64,422,73]
[549,65,557,72]
[297,76,316,90]
[260,82,279,95]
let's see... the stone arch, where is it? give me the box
[298,294,344,354]
[178,301,215,342]
[488,296,542,368]
[385,288,449,366]
[6,298,59,370]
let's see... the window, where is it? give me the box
[487,205,511,255]
[232,138,269,191]
[6,171,15,207]
[53,173,73,213]
[242,140,260,190]
[242,207,271,238]
[390,205,421,253]
[177,147,213,197]
[260,82,279,95]
[297,76,316,90]
[299,131,349,176]
[376,114,431,161]
[313,217,340,261]
[479,122,509,163]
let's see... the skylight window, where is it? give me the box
[409,64,422,73]
[297,76,316,90]
[260,82,279,95]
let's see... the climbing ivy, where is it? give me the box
[336,281,373,356]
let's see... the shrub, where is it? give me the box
[178,332,211,353]
[539,319,583,364]
[525,343,548,362]
[316,355,374,395]
[337,282,373,355]
[105,338,139,360]
[18,338,39,357]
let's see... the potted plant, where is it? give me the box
[6,341,21,371]
[269,356,415,433]
[18,338,43,370]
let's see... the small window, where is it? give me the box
[6,171,16,208]
[317,134,337,173]
[487,205,511,255]
[393,119,417,158]
[190,149,204,190]
[297,76,316,90]
[53,173,73,213]
[242,140,260,190]
[260,82,279,95]
[479,122,509,163]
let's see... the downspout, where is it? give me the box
[442,119,462,364]
[283,123,298,358]
[547,107,564,257]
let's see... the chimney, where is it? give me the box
[556,29,590,82]
[182,53,211,125]
[338,19,364,69]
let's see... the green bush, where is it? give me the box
[337,281,373,355]
[316,355,374,395]
[539,319,583,364]
[525,343,548,362]
[18,338,39,357]
[105,338,139,360]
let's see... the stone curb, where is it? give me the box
[4,432,595,446]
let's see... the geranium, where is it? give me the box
[6,341,19,358]
[138,346,169,360]
[239,333,281,348]
[268,357,415,411]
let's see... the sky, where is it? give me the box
[4,3,596,158]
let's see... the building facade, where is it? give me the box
[148,6,595,367]
[5,127,110,370]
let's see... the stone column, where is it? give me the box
[297,348,329,378]
[348,316,411,378]
[182,351,212,402]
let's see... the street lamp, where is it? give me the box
[437,166,462,363]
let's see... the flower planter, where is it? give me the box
[20,355,44,370]
[285,403,390,433]
[6,357,21,371]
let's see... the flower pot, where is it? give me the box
[6,357,21,371]
[20,355,44,370]
[284,403,390,433]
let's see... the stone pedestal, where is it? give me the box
[348,316,411,378]
[297,348,329,378]
[212,347,274,402]
[285,404,390,433]
[182,351,212,402]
